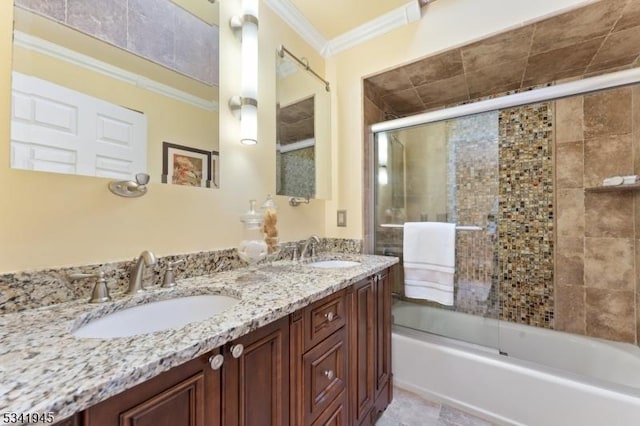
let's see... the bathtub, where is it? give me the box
[392,302,640,425]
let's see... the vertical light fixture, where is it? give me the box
[230,0,259,145]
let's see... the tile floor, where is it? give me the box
[376,387,495,426]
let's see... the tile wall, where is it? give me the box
[554,86,639,343]
[498,103,555,328]
[15,0,219,85]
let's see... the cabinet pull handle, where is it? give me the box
[231,344,244,358]
[324,370,335,380]
[324,311,335,322]
[209,354,224,370]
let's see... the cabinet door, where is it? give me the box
[349,278,375,425]
[223,316,290,426]
[84,350,221,426]
[375,270,392,397]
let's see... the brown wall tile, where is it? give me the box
[586,288,636,343]
[555,285,586,334]
[524,38,603,86]
[556,141,584,188]
[556,237,584,287]
[589,25,640,68]
[530,0,625,54]
[614,0,640,32]
[557,189,585,238]
[585,192,634,238]
[584,237,635,291]
[584,134,633,187]
[402,49,464,87]
[466,59,527,99]
[381,88,424,115]
[555,97,584,143]
[415,74,469,108]
[584,87,633,139]
[461,26,533,70]
[366,67,413,97]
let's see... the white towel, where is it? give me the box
[403,222,456,305]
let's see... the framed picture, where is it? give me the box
[162,142,212,188]
[211,150,220,188]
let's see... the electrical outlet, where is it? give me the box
[337,210,347,227]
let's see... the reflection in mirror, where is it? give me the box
[10,0,220,188]
[275,46,331,200]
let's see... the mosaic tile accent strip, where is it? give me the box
[498,102,555,328]
[278,147,316,198]
[0,239,362,314]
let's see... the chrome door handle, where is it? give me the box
[324,312,335,322]
[324,370,335,380]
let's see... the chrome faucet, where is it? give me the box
[300,235,320,261]
[127,250,157,294]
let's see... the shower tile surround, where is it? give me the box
[364,0,640,344]
[554,87,639,343]
[364,0,640,118]
[0,238,362,314]
[14,0,219,85]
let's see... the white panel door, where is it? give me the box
[10,72,147,179]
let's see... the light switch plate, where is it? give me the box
[337,210,347,227]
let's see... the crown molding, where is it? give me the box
[265,0,421,58]
[13,31,219,112]
[263,0,328,54]
[324,1,421,57]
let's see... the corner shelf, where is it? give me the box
[584,182,640,193]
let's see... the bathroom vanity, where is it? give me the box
[1,254,396,426]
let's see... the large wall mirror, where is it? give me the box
[10,0,220,188]
[275,46,331,200]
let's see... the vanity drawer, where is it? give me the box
[311,390,348,426]
[303,289,346,351]
[303,327,347,424]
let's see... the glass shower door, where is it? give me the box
[374,113,500,350]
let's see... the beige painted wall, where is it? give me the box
[0,0,327,273]
[325,0,594,240]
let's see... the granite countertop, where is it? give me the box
[0,253,398,424]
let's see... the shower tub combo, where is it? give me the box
[392,302,640,425]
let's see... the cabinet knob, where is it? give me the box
[231,344,244,358]
[324,370,335,380]
[324,311,335,322]
[209,354,224,370]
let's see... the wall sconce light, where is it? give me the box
[108,173,150,198]
[229,0,259,145]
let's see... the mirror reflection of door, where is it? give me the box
[10,0,220,188]
[276,96,315,198]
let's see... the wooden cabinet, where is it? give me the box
[84,349,221,426]
[349,270,392,426]
[222,316,290,426]
[83,316,289,426]
[62,268,391,426]
[290,290,349,426]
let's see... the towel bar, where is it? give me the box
[380,223,483,231]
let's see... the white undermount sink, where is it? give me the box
[72,294,240,339]
[306,260,361,269]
